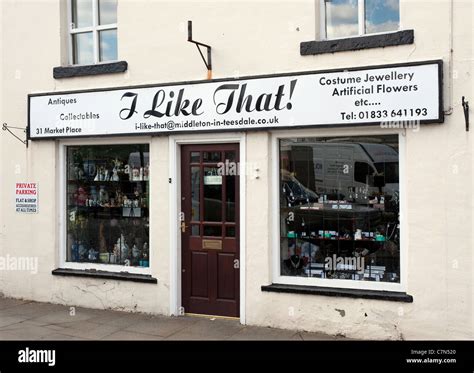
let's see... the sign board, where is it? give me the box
[28,60,443,139]
[15,182,38,213]
[204,175,223,185]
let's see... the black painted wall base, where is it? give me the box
[53,61,128,79]
[261,283,413,302]
[301,30,414,56]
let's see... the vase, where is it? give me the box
[99,185,109,204]
[78,242,87,260]
[90,185,98,202]
[71,242,79,261]
[83,160,96,178]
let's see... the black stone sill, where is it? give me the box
[300,30,414,56]
[261,284,413,303]
[52,268,157,284]
[53,61,128,79]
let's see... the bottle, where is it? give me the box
[99,185,109,204]
[90,186,98,202]
[71,242,79,261]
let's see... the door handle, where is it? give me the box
[181,222,189,233]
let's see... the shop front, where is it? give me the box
[27,60,443,326]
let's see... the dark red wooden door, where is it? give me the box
[181,144,240,317]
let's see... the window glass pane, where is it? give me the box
[99,0,117,25]
[226,226,236,237]
[279,135,400,283]
[191,167,200,221]
[354,162,372,185]
[203,151,221,162]
[99,29,118,62]
[225,151,236,162]
[225,175,235,222]
[203,226,222,237]
[72,32,94,65]
[365,0,399,34]
[325,0,359,39]
[66,144,150,267]
[72,0,93,28]
[203,167,222,221]
[190,152,200,163]
[191,225,200,236]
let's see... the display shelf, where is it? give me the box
[67,179,149,183]
[283,236,385,243]
[67,205,149,209]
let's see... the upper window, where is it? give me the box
[323,0,400,39]
[69,0,118,65]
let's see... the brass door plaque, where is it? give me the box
[202,239,222,250]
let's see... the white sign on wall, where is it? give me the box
[15,182,38,213]
[28,60,443,139]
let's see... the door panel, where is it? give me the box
[191,251,209,298]
[217,253,236,300]
[181,144,240,317]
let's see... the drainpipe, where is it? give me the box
[444,0,454,115]
[314,0,319,40]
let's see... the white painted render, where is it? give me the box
[0,0,473,340]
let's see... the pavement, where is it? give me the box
[0,296,339,340]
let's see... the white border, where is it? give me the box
[168,132,247,324]
[58,136,152,275]
[271,127,407,292]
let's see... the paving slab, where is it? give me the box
[92,311,155,328]
[29,309,97,326]
[39,333,87,340]
[0,316,30,329]
[51,320,121,340]
[123,316,199,338]
[103,330,165,340]
[229,326,300,340]
[165,318,245,340]
[0,301,63,319]
[0,298,29,310]
[0,296,339,341]
[298,331,342,341]
[0,324,59,340]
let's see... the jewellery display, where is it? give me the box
[279,135,400,283]
[66,144,150,267]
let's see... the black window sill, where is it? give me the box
[53,61,128,79]
[261,284,413,303]
[52,268,157,284]
[300,30,414,56]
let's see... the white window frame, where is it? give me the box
[271,128,407,293]
[320,0,401,40]
[58,137,152,275]
[67,0,118,65]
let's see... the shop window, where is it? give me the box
[323,0,399,39]
[69,0,118,64]
[354,161,373,185]
[66,144,149,267]
[279,135,400,284]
